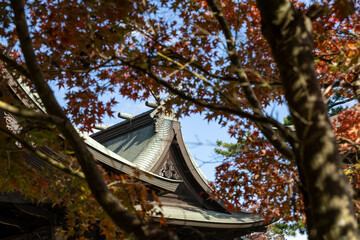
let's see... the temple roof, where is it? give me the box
[91,109,174,171]
[2,75,267,239]
[88,106,267,233]
[157,206,264,229]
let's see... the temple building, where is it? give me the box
[0,72,267,239]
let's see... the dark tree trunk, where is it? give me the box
[10,0,177,239]
[256,0,359,239]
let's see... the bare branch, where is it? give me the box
[0,100,64,124]
[327,98,356,109]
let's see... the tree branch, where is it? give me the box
[206,0,296,160]
[10,1,177,239]
[157,52,245,112]
[127,61,297,159]
[327,98,355,109]
[0,51,31,78]
[127,61,264,121]
[339,137,360,152]
[0,100,63,125]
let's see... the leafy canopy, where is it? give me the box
[1,0,360,238]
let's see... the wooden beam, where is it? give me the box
[0,216,28,232]
[13,203,55,223]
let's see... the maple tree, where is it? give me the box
[1,0,360,239]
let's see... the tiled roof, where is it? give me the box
[6,76,267,231]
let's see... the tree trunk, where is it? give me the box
[10,0,177,239]
[256,0,359,239]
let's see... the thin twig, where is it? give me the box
[0,51,31,78]
[340,137,360,152]
[0,100,64,124]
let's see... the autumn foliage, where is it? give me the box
[1,0,360,239]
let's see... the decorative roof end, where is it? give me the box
[94,124,110,130]
[118,112,136,120]
[145,101,159,109]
